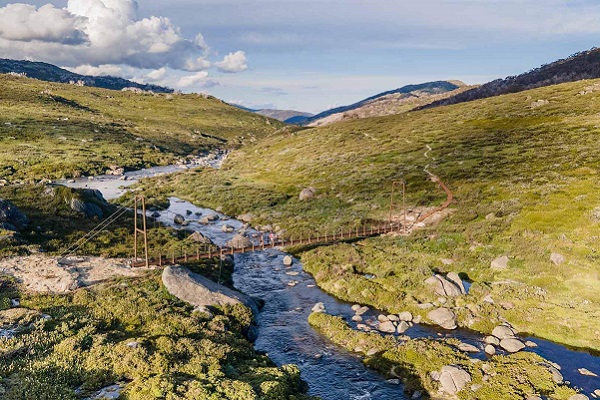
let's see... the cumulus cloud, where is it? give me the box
[0,0,246,79]
[0,3,87,44]
[216,51,248,73]
[176,71,219,89]
[145,67,167,82]
[69,64,125,76]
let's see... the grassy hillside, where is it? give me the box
[0,74,284,182]
[135,78,600,351]
[0,265,309,399]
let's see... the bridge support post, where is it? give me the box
[133,195,149,268]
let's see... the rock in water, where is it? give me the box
[457,343,479,353]
[427,308,457,329]
[499,338,525,353]
[299,187,316,201]
[162,266,258,314]
[378,320,396,333]
[283,255,293,266]
[492,325,517,339]
[221,224,235,233]
[568,395,589,400]
[188,231,213,245]
[578,368,598,377]
[398,311,413,322]
[397,321,410,334]
[227,234,252,249]
[312,302,326,313]
[174,214,185,225]
[491,255,509,270]
[484,344,496,355]
[438,365,471,395]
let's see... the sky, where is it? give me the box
[3,1,600,113]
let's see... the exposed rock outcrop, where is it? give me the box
[162,265,258,314]
[0,199,28,230]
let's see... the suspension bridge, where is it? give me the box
[59,173,453,268]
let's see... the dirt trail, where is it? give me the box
[0,255,145,293]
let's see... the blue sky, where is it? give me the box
[6,0,600,113]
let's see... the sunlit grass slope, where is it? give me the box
[0,74,284,182]
[139,78,600,350]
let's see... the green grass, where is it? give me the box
[0,74,285,182]
[309,312,577,400]
[0,266,310,399]
[133,78,600,351]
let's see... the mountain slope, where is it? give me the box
[423,47,600,109]
[305,80,470,126]
[255,109,313,122]
[0,74,283,182]
[137,78,600,353]
[0,58,172,93]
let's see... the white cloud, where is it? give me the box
[0,3,87,44]
[68,64,124,76]
[216,51,248,73]
[176,71,219,88]
[0,0,220,73]
[145,67,167,81]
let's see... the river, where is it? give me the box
[62,163,600,399]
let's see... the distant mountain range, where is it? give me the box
[421,47,600,109]
[0,58,173,93]
[229,104,313,123]
[302,81,472,127]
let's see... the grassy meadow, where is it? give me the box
[0,74,283,182]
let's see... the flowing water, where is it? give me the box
[62,165,600,399]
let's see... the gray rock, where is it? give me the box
[387,314,399,322]
[446,272,467,294]
[500,338,525,353]
[492,325,517,339]
[397,321,410,334]
[355,306,369,315]
[398,311,413,322]
[525,340,538,348]
[484,336,500,346]
[174,214,185,225]
[162,266,258,314]
[352,315,363,322]
[351,304,361,311]
[283,256,293,266]
[569,395,589,400]
[424,274,463,297]
[227,234,252,249]
[411,390,422,399]
[578,368,598,377]
[548,366,563,383]
[438,365,471,395]
[311,302,326,313]
[125,341,139,348]
[207,213,220,221]
[377,314,389,322]
[237,213,254,223]
[491,255,509,270]
[299,187,316,201]
[221,224,235,233]
[187,232,213,245]
[378,320,396,333]
[484,344,496,355]
[199,216,211,224]
[412,315,422,324]
[457,343,479,353]
[550,252,566,265]
[427,308,457,330]
[526,396,542,400]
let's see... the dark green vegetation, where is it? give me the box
[0,264,309,399]
[0,184,209,259]
[0,58,172,93]
[0,73,284,182]
[309,313,577,400]
[136,78,600,351]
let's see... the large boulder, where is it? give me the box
[446,272,467,294]
[427,308,457,330]
[162,266,258,314]
[499,338,525,353]
[492,325,517,340]
[0,199,28,230]
[227,234,252,249]
[299,187,316,201]
[187,231,213,245]
[425,275,463,297]
[437,365,471,395]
